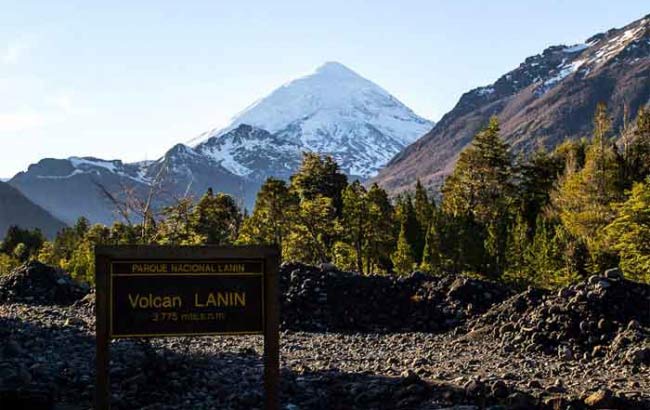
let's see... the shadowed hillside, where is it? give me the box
[0,181,66,239]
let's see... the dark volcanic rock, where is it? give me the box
[0,270,649,409]
[0,262,88,306]
[279,263,512,332]
[468,272,650,366]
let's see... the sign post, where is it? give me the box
[94,245,280,410]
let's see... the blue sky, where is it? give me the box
[1,0,648,178]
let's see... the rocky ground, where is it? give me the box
[0,262,649,410]
[279,262,512,333]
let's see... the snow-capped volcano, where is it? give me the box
[197,61,433,178]
[10,62,432,223]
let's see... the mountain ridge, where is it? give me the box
[0,181,66,239]
[374,13,650,193]
[9,62,431,223]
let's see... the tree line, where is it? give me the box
[1,103,649,286]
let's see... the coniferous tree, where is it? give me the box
[74,217,90,238]
[237,178,298,249]
[414,180,434,225]
[284,195,339,264]
[419,233,433,274]
[0,226,45,260]
[605,179,650,283]
[290,153,348,216]
[623,107,650,183]
[157,198,204,245]
[523,215,583,288]
[553,138,588,175]
[434,212,486,274]
[395,194,422,263]
[289,153,347,255]
[413,179,434,259]
[442,117,514,221]
[517,149,563,229]
[192,189,242,245]
[341,181,367,272]
[525,216,559,287]
[0,253,18,275]
[503,212,531,286]
[12,243,28,262]
[391,223,415,275]
[554,224,589,286]
[441,117,515,276]
[419,217,442,274]
[365,183,395,274]
[553,104,624,273]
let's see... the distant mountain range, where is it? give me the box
[373,14,650,193]
[8,62,432,225]
[0,181,66,238]
[6,14,650,229]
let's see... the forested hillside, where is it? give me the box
[1,104,649,287]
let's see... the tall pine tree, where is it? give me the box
[237,178,298,249]
[553,103,624,273]
[290,153,348,216]
[192,189,242,245]
[365,183,395,274]
[441,117,515,276]
[606,179,650,283]
[623,107,650,183]
[391,223,415,275]
[341,181,368,273]
[395,194,422,263]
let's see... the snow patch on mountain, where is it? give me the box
[543,58,587,88]
[35,169,85,180]
[196,124,301,179]
[563,44,589,53]
[69,157,119,173]
[590,25,646,65]
[531,19,649,96]
[477,86,495,96]
[65,157,152,184]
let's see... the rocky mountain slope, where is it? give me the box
[9,62,431,224]
[8,147,251,225]
[374,14,650,193]
[9,157,155,225]
[0,181,66,238]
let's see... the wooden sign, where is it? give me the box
[110,260,265,337]
[95,246,279,410]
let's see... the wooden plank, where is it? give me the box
[264,249,280,410]
[94,245,279,260]
[95,252,110,410]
